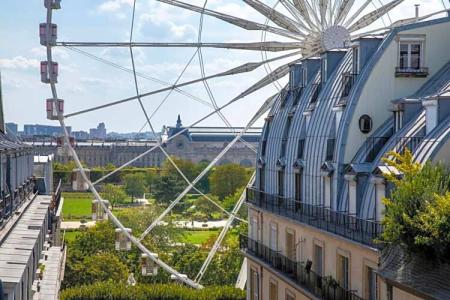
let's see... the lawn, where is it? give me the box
[181,230,218,244]
[64,230,82,243]
[62,195,92,220]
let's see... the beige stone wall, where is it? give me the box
[249,207,379,299]
[247,258,312,300]
[378,278,425,300]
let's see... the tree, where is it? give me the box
[152,175,185,204]
[381,149,450,260]
[209,164,249,200]
[161,156,197,181]
[102,184,127,208]
[82,253,130,284]
[123,173,146,201]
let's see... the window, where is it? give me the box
[366,266,377,300]
[314,244,323,276]
[261,120,271,156]
[295,173,302,203]
[359,114,372,134]
[269,280,278,300]
[321,58,327,83]
[352,47,360,74]
[399,41,422,69]
[297,139,305,159]
[386,283,393,300]
[278,170,284,197]
[250,269,260,300]
[259,167,265,191]
[270,223,278,251]
[281,116,292,157]
[286,229,296,261]
[337,254,349,290]
[286,290,296,300]
[251,216,259,241]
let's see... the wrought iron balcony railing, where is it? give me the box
[246,188,383,248]
[395,67,429,77]
[240,234,363,300]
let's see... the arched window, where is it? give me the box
[359,114,373,134]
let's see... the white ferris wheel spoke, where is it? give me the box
[243,0,304,34]
[64,51,301,118]
[334,0,356,25]
[156,0,305,40]
[56,41,304,51]
[291,0,319,30]
[348,0,404,33]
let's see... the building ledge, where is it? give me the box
[395,67,429,78]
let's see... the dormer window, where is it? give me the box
[321,59,327,83]
[352,47,360,74]
[396,36,428,77]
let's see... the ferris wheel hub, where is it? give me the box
[321,25,351,52]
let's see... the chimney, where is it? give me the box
[415,4,420,19]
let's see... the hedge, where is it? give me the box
[60,282,246,300]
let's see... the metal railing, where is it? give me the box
[395,67,429,77]
[246,188,383,248]
[340,73,358,99]
[240,235,363,300]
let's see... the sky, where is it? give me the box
[0,0,448,133]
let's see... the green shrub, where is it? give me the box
[60,282,245,300]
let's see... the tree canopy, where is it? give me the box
[381,150,450,260]
[123,173,147,200]
[209,164,249,200]
[102,184,127,208]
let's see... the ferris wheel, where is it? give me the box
[40,0,449,289]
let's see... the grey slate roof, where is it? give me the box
[378,245,450,300]
[0,131,30,151]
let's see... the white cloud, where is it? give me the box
[0,56,39,70]
[98,0,133,13]
[30,47,70,60]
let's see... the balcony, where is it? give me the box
[240,235,363,300]
[246,188,383,248]
[395,67,429,78]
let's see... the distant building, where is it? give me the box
[89,122,107,140]
[30,115,262,168]
[5,122,18,135]
[72,130,89,140]
[23,124,71,137]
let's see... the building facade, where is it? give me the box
[242,16,450,300]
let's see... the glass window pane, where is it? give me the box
[410,43,421,69]
[399,43,409,68]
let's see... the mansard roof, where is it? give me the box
[0,132,30,152]
[379,245,450,300]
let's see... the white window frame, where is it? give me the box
[269,222,278,251]
[397,37,425,70]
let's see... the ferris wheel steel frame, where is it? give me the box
[42,0,449,290]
